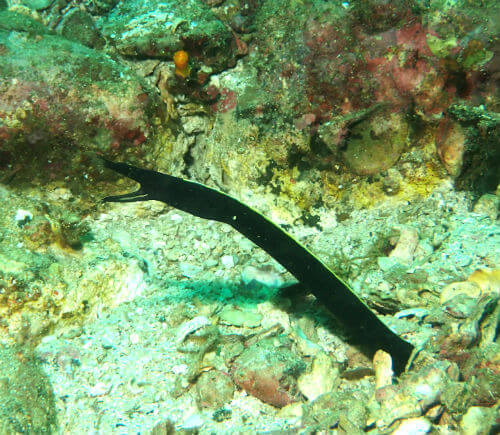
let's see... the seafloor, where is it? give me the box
[0,0,499,434]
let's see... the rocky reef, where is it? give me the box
[0,0,499,433]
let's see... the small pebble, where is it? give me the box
[87,382,110,397]
[212,408,232,422]
[182,413,204,430]
[393,417,431,434]
[378,256,407,272]
[204,258,219,268]
[15,209,32,227]
[241,265,283,287]
[219,306,262,328]
[389,227,419,264]
[297,351,340,400]
[373,350,393,389]
[176,316,211,345]
[179,262,202,277]
[101,336,115,350]
[221,255,236,268]
[172,364,188,375]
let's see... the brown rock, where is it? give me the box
[343,110,409,175]
[231,337,305,408]
[195,370,235,409]
[436,119,465,176]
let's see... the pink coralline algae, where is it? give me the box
[210,87,238,113]
[366,23,454,120]
[301,17,492,123]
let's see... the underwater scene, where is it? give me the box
[0,0,499,433]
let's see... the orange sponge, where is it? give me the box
[173,50,190,78]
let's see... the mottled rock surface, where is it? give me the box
[0,345,56,434]
[99,0,237,72]
[0,12,162,183]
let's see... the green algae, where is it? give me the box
[0,10,49,35]
[426,34,458,58]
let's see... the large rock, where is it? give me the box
[99,0,238,73]
[0,12,162,182]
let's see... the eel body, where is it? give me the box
[101,158,414,374]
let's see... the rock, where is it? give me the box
[373,349,393,389]
[89,0,119,13]
[440,280,482,304]
[99,0,237,73]
[404,365,448,410]
[276,402,304,419]
[217,334,245,365]
[303,391,369,432]
[442,294,477,319]
[100,335,115,349]
[220,254,236,268]
[0,9,49,35]
[21,0,52,10]
[297,351,340,401]
[369,363,451,431]
[231,337,305,408]
[392,417,431,434]
[473,193,499,221]
[317,118,349,153]
[377,256,409,273]
[181,115,208,134]
[203,258,218,268]
[467,268,500,297]
[58,8,105,48]
[461,344,500,407]
[218,306,262,328]
[292,323,322,357]
[460,406,498,435]
[14,209,33,228]
[257,301,291,330]
[195,370,235,409]
[382,168,403,195]
[0,17,160,184]
[149,419,176,435]
[241,265,283,288]
[179,262,202,277]
[176,316,211,346]
[0,345,57,433]
[181,413,204,430]
[374,397,422,431]
[343,110,409,176]
[389,227,419,264]
[87,382,110,397]
[436,119,465,176]
[212,408,232,422]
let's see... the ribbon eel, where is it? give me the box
[101,158,414,374]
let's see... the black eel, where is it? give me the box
[101,158,414,374]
